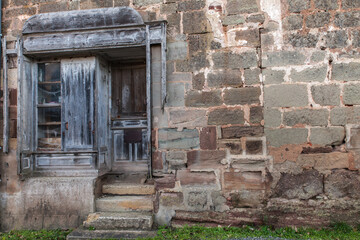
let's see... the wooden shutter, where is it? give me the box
[61,58,95,150]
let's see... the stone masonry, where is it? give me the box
[1,0,360,230]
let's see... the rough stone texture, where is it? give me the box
[325,170,360,199]
[224,171,265,191]
[160,192,184,207]
[178,0,205,11]
[311,85,340,106]
[223,87,261,105]
[346,127,360,149]
[208,108,244,125]
[213,51,258,69]
[222,126,264,139]
[334,11,360,28]
[342,0,360,9]
[192,73,205,90]
[244,68,260,85]
[176,52,209,72]
[265,128,308,147]
[155,175,176,191]
[310,127,345,146]
[207,70,243,88]
[322,30,348,49]
[230,190,264,208]
[183,11,209,34]
[262,69,285,84]
[290,66,327,83]
[176,170,217,186]
[246,140,263,155]
[273,170,323,199]
[332,63,360,81]
[188,34,212,54]
[158,128,199,150]
[315,0,338,10]
[96,195,153,212]
[311,51,326,63]
[187,192,208,210]
[226,0,259,15]
[185,90,222,108]
[167,82,185,107]
[330,107,360,125]
[250,106,263,124]
[167,42,188,60]
[217,140,242,154]
[283,15,303,30]
[306,12,331,28]
[210,191,227,212]
[264,84,308,107]
[287,0,310,13]
[262,51,306,67]
[235,29,260,47]
[352,30,360,48]
[343,84,360,105]
[283,109,329,126]
[222,15,245,26]
[287,33,318,48]
[187,150,226,169]
[200,127,217,150]
[297,152,350,171]
[264,108,281,128]
[169,109,207,127]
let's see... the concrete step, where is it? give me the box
[96,195,153,212]
[83,212,153,230]
[102,183,155,195]
[67,229,156,240]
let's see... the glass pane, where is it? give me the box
[38,83,61,104]
[38,63,60,83]
[38,125,61,149]
[38,107,61,124]
[38,63,61,104]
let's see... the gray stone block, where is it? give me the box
[169,109,207,127]
[167,42,188,60]
[287,33,318,48]
[226,0,258,15]
[235,29,260,47]
[133,0,161,6]
[342,0,360,9]
[310,51,326,62]
[283,109,329,126]
[167,82,185,107]
[352,30,360,48]
[310,127,345,146]
[262,51,306,67]
[224,87,261,105]
[332,62,360,81]
[288,0,310,12]
[183,11,210,34]
[306,12,331,28]
[265,128,308,147]
[283,15,303,30]
[263,69,285,84]
[264,84,308,107]
[158,128,199,149]
[290,66,327,83]
[213,51,258,69]
[343,84,360,105]
[208,108,244,125]
[176,52,209,72]
[178,0,205,11]
[246,14,266,24]
[222,14,245,26]
[315,0,338,10]
[192,73,205,90]
[250,106,263,124]
[330,107,360,126]
[311,84,340,106]
[185,90,222,107]
[322,30,348,49]
[244,68,261,85]
[264,108,282,128]
[334,11,360,28]
[208,70,242,88]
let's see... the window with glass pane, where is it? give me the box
[37,63,61,150]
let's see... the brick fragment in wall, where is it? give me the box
[200,127,217,150]
[158,128,199,150]
[235,29,260,47]
[322,30,348,49]
[264,108,281,128]
[222,126,264,139]
[264,84,308,107]
[262,51,306,67]
[310,127,345,146]
[230,190,264,208]
[250,106,263,124]
[343,84,360,105]
[169,109,207,127]
[334,11,360,28]
[218,139,242,154]
[330,107,360,125]
[187,150,226,169]
[207,70,243,88]
[208,108,245,125]
[176,52,209,72]
[223,87,261,105]
[283,15,303,31]
[246,140,263,155]
[311,85,340,106]
[273,169,322,200]
[155,175,176,191]
[244,68,260,85]
[183,11,210,34]
[152,151,164,170]
[325,170,360,199]
[262,69,285,85]
[297,152,350,171]
[178,0,205,11]
[306,12,331,28]
[222,15,245,26]
[176,170,217,186]
[212,51,258,69]
[185,90,222,108]
[188,34,212,54]
[192,73,205,90]
[332,63,360,81]
[283,109,329,127]
[133,0,161,6]
[287,0,310,13]
[287,33,318,48]
[265,128,308,147]
[246,14,265,24]
[301,146,333,154]
[226,0,258,15]
[224,171,265,191]
[315,0,338,10]
[167,42,188,61]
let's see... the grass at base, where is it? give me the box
[1,223,360,239]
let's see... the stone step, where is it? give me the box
[102,183,155,195]
[67,229,157,240]
[83,212,153,230]
[96,195,153,212]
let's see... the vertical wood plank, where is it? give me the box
[146,25,152,177]
[2,37,9,153]
[161,22,167,111]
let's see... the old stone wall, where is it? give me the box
[1,0,360,230]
